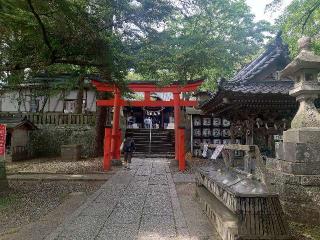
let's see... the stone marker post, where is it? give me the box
[268,37,320,224]
[0,124,8,191]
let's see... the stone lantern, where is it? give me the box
[280,36,320,129]
[268,37,320,224]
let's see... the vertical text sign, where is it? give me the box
[0,124,6,156]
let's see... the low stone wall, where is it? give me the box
[28,125,95,159]
[267,158,320,224]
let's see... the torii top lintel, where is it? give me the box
[91,79,204,107]
[91,79,204,93]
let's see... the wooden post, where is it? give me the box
[111,89,121,160]
[103,127,112,171]
[174,93,180,161]
[178,127,186,171]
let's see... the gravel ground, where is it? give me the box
[0,180,103,237]
[6,157,103,174]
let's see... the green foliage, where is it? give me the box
[126,71,144,81]
[28,126,96,158]
[135,0,272,90]
[0,195,18,210]
[275,0,320,57]
[0,0,176,91]
[28,128,72,157]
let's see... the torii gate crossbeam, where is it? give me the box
[92,79,203,172]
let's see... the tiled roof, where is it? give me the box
[200,34,295,110]
[221,79,294,95]
[229,33,290,84]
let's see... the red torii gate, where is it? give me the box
[92,79,204,171]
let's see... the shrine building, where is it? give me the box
[196,34,298,158]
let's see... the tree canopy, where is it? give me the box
[0,0,175,86]
[0,0,274,91]
[134,0,271,89]
[268,0,320,57]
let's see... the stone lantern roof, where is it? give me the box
[281,37,320,77]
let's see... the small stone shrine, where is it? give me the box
[267,36,320,224]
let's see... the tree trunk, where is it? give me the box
[75,75,85,114]
[93,65,113,157]
[94,91,110,157]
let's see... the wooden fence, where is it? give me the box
[0,112,97,125]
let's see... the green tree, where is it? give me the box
[0,0,176,155]
[267,0,320,57]
[135,0,272,90]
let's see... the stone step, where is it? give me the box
[126,129,175,154]
[135,142,174,145]
[135,149,174,153]
[134,153,175,158]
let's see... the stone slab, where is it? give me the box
[57,215,106,240]
[96,223,139,240]
[283,128,320,144]
[139,214,176,238]
[61,145,81,161]
[107,207,142,224]
[172,173,196,183]
[277,142,320,163]
[80,202,115,217]
[271,158,320,175]
[267,165,320,186]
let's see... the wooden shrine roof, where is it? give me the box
[200,33,297,116]
[0,117,37,130]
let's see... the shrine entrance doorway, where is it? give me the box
[92,79,204,172]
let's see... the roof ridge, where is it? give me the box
[228,33,289,85]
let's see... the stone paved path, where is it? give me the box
[45,158,191,240]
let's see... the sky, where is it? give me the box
[246,0,293,23]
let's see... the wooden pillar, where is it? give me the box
[178,127,186,171]
[103,127,112,171]
[173,92,180,161]
[111,89,121,160]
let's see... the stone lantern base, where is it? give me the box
[267,128,320,224]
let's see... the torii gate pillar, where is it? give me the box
[173,93,180,161]
[111,89,121,163]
